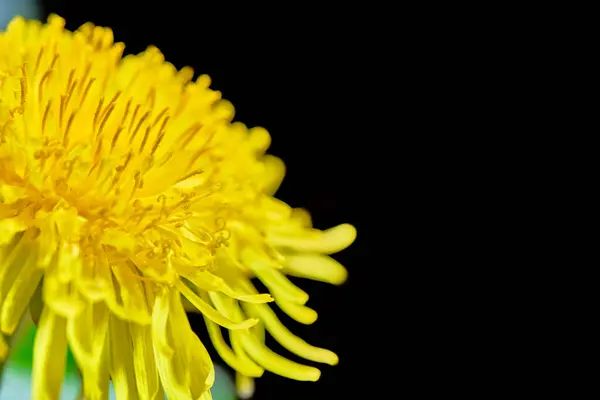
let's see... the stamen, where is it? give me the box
[129,111,149,145]
[38,70,52,103]
[99,91,122,124]
[65,69,75,96]
[49,54,59,71]
[129,104,140,134]
[138,126,151,154]
[151,107,168,127]
[177,123,203,150]
[110,127,123,150]
[59,95,66,127]
[62,78,78,117]
[19,67,27,113]
[41,101,51,134]
[80,78,95,106]
[77,63,91,92]
[63,111,76,147]
[97,103,115,139]
[64,157,79,182]
[150,121,169,155]
[92,97,104,128]
[118,99,132,130]
[33,47,44,76]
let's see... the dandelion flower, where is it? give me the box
[0,15,355,400]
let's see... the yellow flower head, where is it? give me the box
[0,15,355,399]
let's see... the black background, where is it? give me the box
[37,1,375,399]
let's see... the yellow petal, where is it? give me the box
[186,271,273,304]
[200,391,214,400]
[0,184,26,204]
[291,208,313,229]
[209,292,273,396]
[203,315,264,378]
[209,290,323,380]
[241,248,308,304]
[238,331,321,381]
[188,327,215,397]
[53,207,87,242]
[153,291,192,400]
[199,291,263,377]
[32,307,68,399]
[67,301,109,367]
[0,243,42,335]
[283,253,348,285]
[259,197,292,223]
[253,267,308,305]
[130,323,164,400]
[0,232,30,305]
[248,126,271,155]
[0,217,27,246]
[36,212,59,268]
[55,241,82,283]
[79,338,110,400]
[43,272,86,319]
[176,280,257,330]
[94,249,130,320]
[207,292,265,377]
[267,223,356,254]
[262,155,285,195]
[151,288,173,357]
[135,151,196,198]
[110,262,151,324]
[40,233,86,320]
[76,250,111,302]
[233,278,317,324]
[101,228,137,254]
[276,299,318,325]
[243,302,338,365]
[108,316,140,400]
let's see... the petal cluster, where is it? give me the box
[0,15,354,399]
